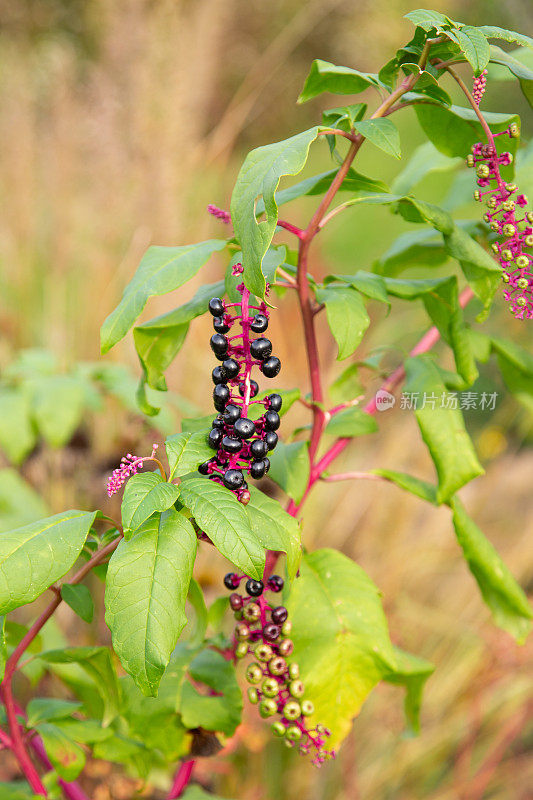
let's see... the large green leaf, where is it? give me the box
[31,376,86,448]
[267,441,310,505]
[450,499,532,643]
[179,649,242,736]
[133,280,225,390]
[391,141,461,196]
[60,584,94,624]
[0,510,96,614]
[166,430,213,480]
[297,59,381,103]
[120,472,179,535]
[245,487,301,580]
[100,240,226,353]
[488,46,533,108]
[353,118,401,159]
[377,229,447,275]
[480,25,533,49]
[177,474,265,580]
[446,26,490,75]
[404,356,483,503]
[230,127,320,297]
[383,646,435,734]
[404,9,454,30]
[491,336,533,412]
[443,225,501,314]
[371,469,438,505]
[325,407,378,438]
[0,389,36,464]
[316,285,369,360]
[26,698,83,728]
[286,549,396,748]
[105,510,197,695]
[36,722,86,781]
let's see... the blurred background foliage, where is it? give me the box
[0,0,532,798]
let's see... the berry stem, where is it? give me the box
[167,759,196,799]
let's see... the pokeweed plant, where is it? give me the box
[1,9,533,799]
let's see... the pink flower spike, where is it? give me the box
[207,204,232,224]
[106,447,159,496]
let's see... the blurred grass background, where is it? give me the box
[0,0,532,798]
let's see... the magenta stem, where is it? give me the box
[167,759,196,799]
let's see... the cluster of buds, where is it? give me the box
[472,68,488,106]
[224,572,335,766]
[466,124,532,319]
[198,274,283,503]
[106,444,159,496]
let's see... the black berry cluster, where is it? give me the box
[224,572,334,766]
[198,277,283,503]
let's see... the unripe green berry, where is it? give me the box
[502,200,515,212]
[490,221,500,232]
[527,212,533,224]
[243,603,260,622]
[473,190,481,201]
[268,656,287,676]
[509,123,520,138]
[289,679,305,698]
[278,639,294,657]
[288,662,300,680]
[286,725,302,742]
[517,277,528,289]
[259,698,277,718]
[506,183,518,193]
[524,235,533,247]
[248,687,259,704]
[491,243,499,254]
[466,155,475,167]
[262,677,279,698]
[486,196,497,209]
[246,663,263,684]
[483,213,491,223]
[503,223,516,237]
[281,620,292,636]
[283,700,301,721]
[271,721,286,737]
[501,249,513,261]
[235,622,250,640]
[255,643,274,662]
[516,255,529,268]
[301,699,315,716]
[235,642,249,659]
[516,296,527,307]
[476,163,490,178]
[502,273,510,283]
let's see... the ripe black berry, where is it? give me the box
[264,431,278,450]
[239,379,259,398]
[212,366,226,385]
[222,436,242,454]
[268,393,283,412]
[263,623,281,641]
[261,356,281,377]
[198,460,211,475]
[246,578,264,597]
[263,456,270,473]
[251,313,269,333]
[234,418,255,439]
[268,575,284,593]
[213,316,230,334]
[250,439,268,459]
[224,572,239,590]
[223,469,244,490]
[223,404,241,423]
[212,415,225,430]
[209,297,224,317]
[222,358,240,379]
[210,333,229,358]
[250,337,272,361]
[271,606,288,624]
[213,384,230,407]
[250,459,267,479]
[264,411,280,431]
[208,428,223,449]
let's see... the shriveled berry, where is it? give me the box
[222,358,240,379]
[259,699,277,718]
[198,460,211,475]
[223,469,244,490]
[301,700,314,716]
[286,725,302,742]
[268,393,283,412]
[263,623,280,642]
[208,297,224,316]
[246,578,264,597]
[264,410,280,431]
[268,575,284,593]
[212,366,226,385]
[213,316,231,334]
[224,572,239,590]
[222,436,242,454]
[248,687,259,704]
[213,384,230,407]
[235,642,248,658]
[239,379,259,398]
[271,606,288,625]
[250,337,272,361]
[289,679,304,698]
[250,439,268,459]
[236,622,250,641]
[223,404,241,423]
[283,700,301,721]
[243,602,260,622]
[288,662,299,680]
[234,418,255,439]
[255,643,274,662]
[246,663,263,684]
[208,429,223,449]
[271,721,286,737]
[250,459,267,479]
[261,356,281,378]
[210,333,229,358]
[261,677,279,697]
[264,431,278,450]
[268,656,287,676]
[279,639,294,657]
[251,313,269,333]
[229,593,243,611]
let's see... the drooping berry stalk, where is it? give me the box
[223,572,334,766]
[466,124,532,319]
[199,271,283,503]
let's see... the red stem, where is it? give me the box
[167,759,196,799]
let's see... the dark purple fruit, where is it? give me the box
[264,431,278,451]
[209,298,224,317]
[246,579,264,597]
[223,404,241,423]
[271,606,288,624]
[251,313,269,333]
[239,379,259,398]
[250,337,272,361]
[250,459,267,479]
[208,429,223,449]
[250,439,268,459]
[222,358,240,380]
[224,572,239,590]
[210,334,229,359]
[264,411,280,431]
[224,469,244,490]
[212,366,227,385]
[268,575,284,593]
[213,316,231,334]
[261,356,281,378]
[222,436,242,454]
[268,393,282,412]
[234,418,255,439]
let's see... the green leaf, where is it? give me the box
[166,430,213,480]
[187,578,208,648]
[39,646,120,726]
[322,102,367,131]
[488,46,533,108]
[35,722,86,781]
[371,469,438,505]
[404,356,483,503]
[0,782,40,799]
[450,498,532,643]
[60,584,94,624]
[100,240,226,353]
[353,118,401,159]
[377,229,446,275]
[335,270,389,304]
[26,698,83,728]
[120,472,179,535]
[133,281,225,390]
[480,25,533,49]
[230,127,320,297]
[316,285,369,360]
[446,26,490,75]
[53,718,113,744]
[491,336,533,410]
[325,407,378,438]
[286,549,396,748]
[177,474,265,580]
[383,646,435,733]
[180,649,242,736]
[0,389,36,464]
[0,469,50,533]
[31,376,86,448]
[267,441,310,505]
[443,225,501,314]
[329,364,364,405]
[404,9,454,31]
[105,509,197,695]
[297,60,381,103]
[245,487,301,581]
[0,510,96,614]
[391,141,461,196]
